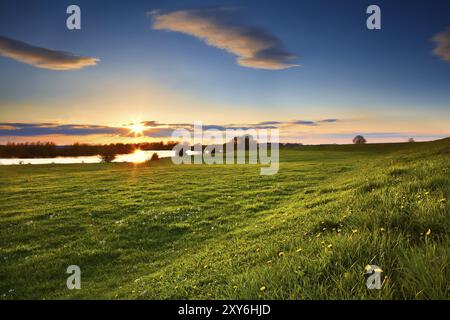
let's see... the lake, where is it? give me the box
[0,150,190,165]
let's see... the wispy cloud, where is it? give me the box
[140,119,335,132]
[254,119,338,127]
[255,121,282,126]
[318,119,338,123]
[0,118,340,139]
[290,120,317,126]
[0,36,99,70]
[432,27,450,61]
[0,123,126,136]
[150,7,298,70]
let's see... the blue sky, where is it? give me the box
[0,0,449,144]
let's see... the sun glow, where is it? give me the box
[126,149,148,163]
[129,122,146,136]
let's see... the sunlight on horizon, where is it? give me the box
[121,149,148,163]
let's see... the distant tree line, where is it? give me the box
[0,141,178,158]
[0,135,379,159]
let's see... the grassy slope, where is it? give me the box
[0,139,449,300]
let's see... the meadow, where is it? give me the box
[0,139,449,299]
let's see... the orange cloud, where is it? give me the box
[150,8,298,70]
[0,35,99,70]
[432,27,450,61]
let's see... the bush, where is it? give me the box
[99,152,116,163]
[144,153,160,165]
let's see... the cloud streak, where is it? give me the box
[1,121,447,145]
[432,27,450,61]
[150,8,298,70]
[0,119,339,139]
[0,36,99,70]
[254,119,338,127]
[0,123,127,137]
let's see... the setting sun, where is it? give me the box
[129,123,146,136]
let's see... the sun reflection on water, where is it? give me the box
[124,150,148,163]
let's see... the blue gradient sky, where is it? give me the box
[0,0,449,144]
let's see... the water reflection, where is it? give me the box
[0,150,178,165]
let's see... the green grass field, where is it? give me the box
[1,139,449,300]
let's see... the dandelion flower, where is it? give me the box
[278,251,284,257]
[260,286,267,292]
[327,244,333,249]
[425,229,431,236]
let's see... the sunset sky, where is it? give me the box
[0,0,449,145]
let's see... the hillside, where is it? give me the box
[0,139,449,299]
